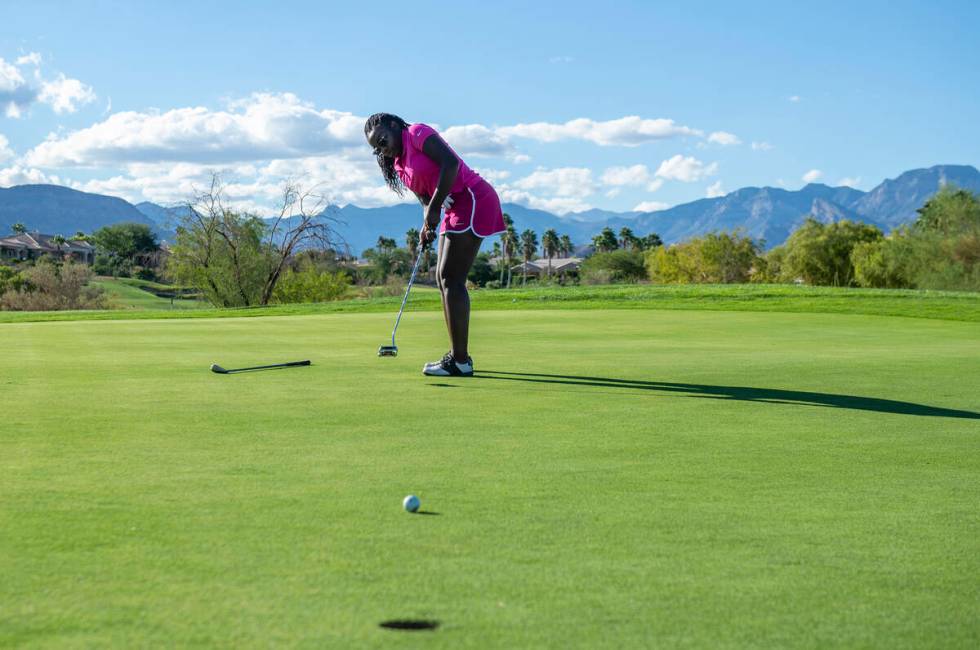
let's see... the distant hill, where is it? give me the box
[0,185,155,237]
[3,164,978,252]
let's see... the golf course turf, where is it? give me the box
[1,290,978,647]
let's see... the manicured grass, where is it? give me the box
[0,307,977,647]
[91,277,208,311]
[1,283,979,323]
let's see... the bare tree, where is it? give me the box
[171,174,342,307]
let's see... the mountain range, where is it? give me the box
[1,165,977,255]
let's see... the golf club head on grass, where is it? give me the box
[210,360,311,374]
[378,345,398,357]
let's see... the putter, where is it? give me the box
[378,241,429,357]
[210,360,311,374]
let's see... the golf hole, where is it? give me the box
[379,619,439,631]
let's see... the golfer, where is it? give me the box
[365,113,505,377]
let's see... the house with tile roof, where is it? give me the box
[0,232,96,264]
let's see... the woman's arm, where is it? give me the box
[421,135,459,231]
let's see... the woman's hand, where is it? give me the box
[419,222,438,249]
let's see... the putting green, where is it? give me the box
[1,308,978,647]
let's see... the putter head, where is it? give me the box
[210,363,229,374]
[378,345,398,357]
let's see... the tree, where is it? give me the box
[405,227,419,259]
[467,252,495,287]
[11,222,26,234]
[377,236,397,253]
[640,233,663,250]
[559,234,573,258]
[591,227,618,253]
[500,215,518,287]
[73,231,88,241]
[93,222,160,277]
[169,175,339,307]
[580,250,647,284]
[618,227,640,250]
[520,229,538,286]
[778,218,883,286]
[646,230,762,284]
[849,186,980,290]
[541,229,560,277]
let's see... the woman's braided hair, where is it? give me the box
[365,113,410,196]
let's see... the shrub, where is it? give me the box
[646,230,762,283]
[581,250,646,283]
[778,218,883,286]
[1,259,106,311]
[272,264,350,304]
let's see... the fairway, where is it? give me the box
[1,308,978,648]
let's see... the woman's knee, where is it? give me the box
[439,269,467,293]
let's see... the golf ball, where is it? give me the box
[403,495,420,513]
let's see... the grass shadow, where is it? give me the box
[476,370,980,420]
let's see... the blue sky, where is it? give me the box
[1,0,978,214]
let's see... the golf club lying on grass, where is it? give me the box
[210,360,311,374]
[379,241,429,357]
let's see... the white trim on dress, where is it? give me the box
[441,187,506,239]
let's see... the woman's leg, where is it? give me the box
[435,233,451,341]
[436,230,483,361]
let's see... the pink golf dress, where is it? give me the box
[393,123,506,238]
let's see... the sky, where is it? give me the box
[1,0,978,216]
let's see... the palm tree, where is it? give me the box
[559,234,573,258]
[541,229,559,277]
[491,241,502,279]
[618,227,635,250]
[405,227,419,259]
[51,234,67,259]
[500,223,518,287]
[376,236,396,253]
[641,232,663,250]
[12,222,26,235]
[520,229,538,286]
[592,227,618,253]
[73,231,88,241]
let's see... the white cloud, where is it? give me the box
[838,176,861,188]
[38,74,96,114]
[706,181,725,198]
[25,93,366,167]
[0,164,59,186]
[788,95,801,103]
[600,164,664,192]
[634,201,669,212]
[549,56,574,64]
[751,141,773,151]
[473,168,510,184]
[496,166,597,214]
[0,134,13,163]
[441,123,522,160]
[498,188,592,214]
[802,169,823,183]
[0,57,35,118]
[707,131,740,146]
[605,188,621,198]
[655,155,718,182]
[601,164,649,186]
[512,167,595,198]
[498,116,701,146]
[16,52,42,67]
